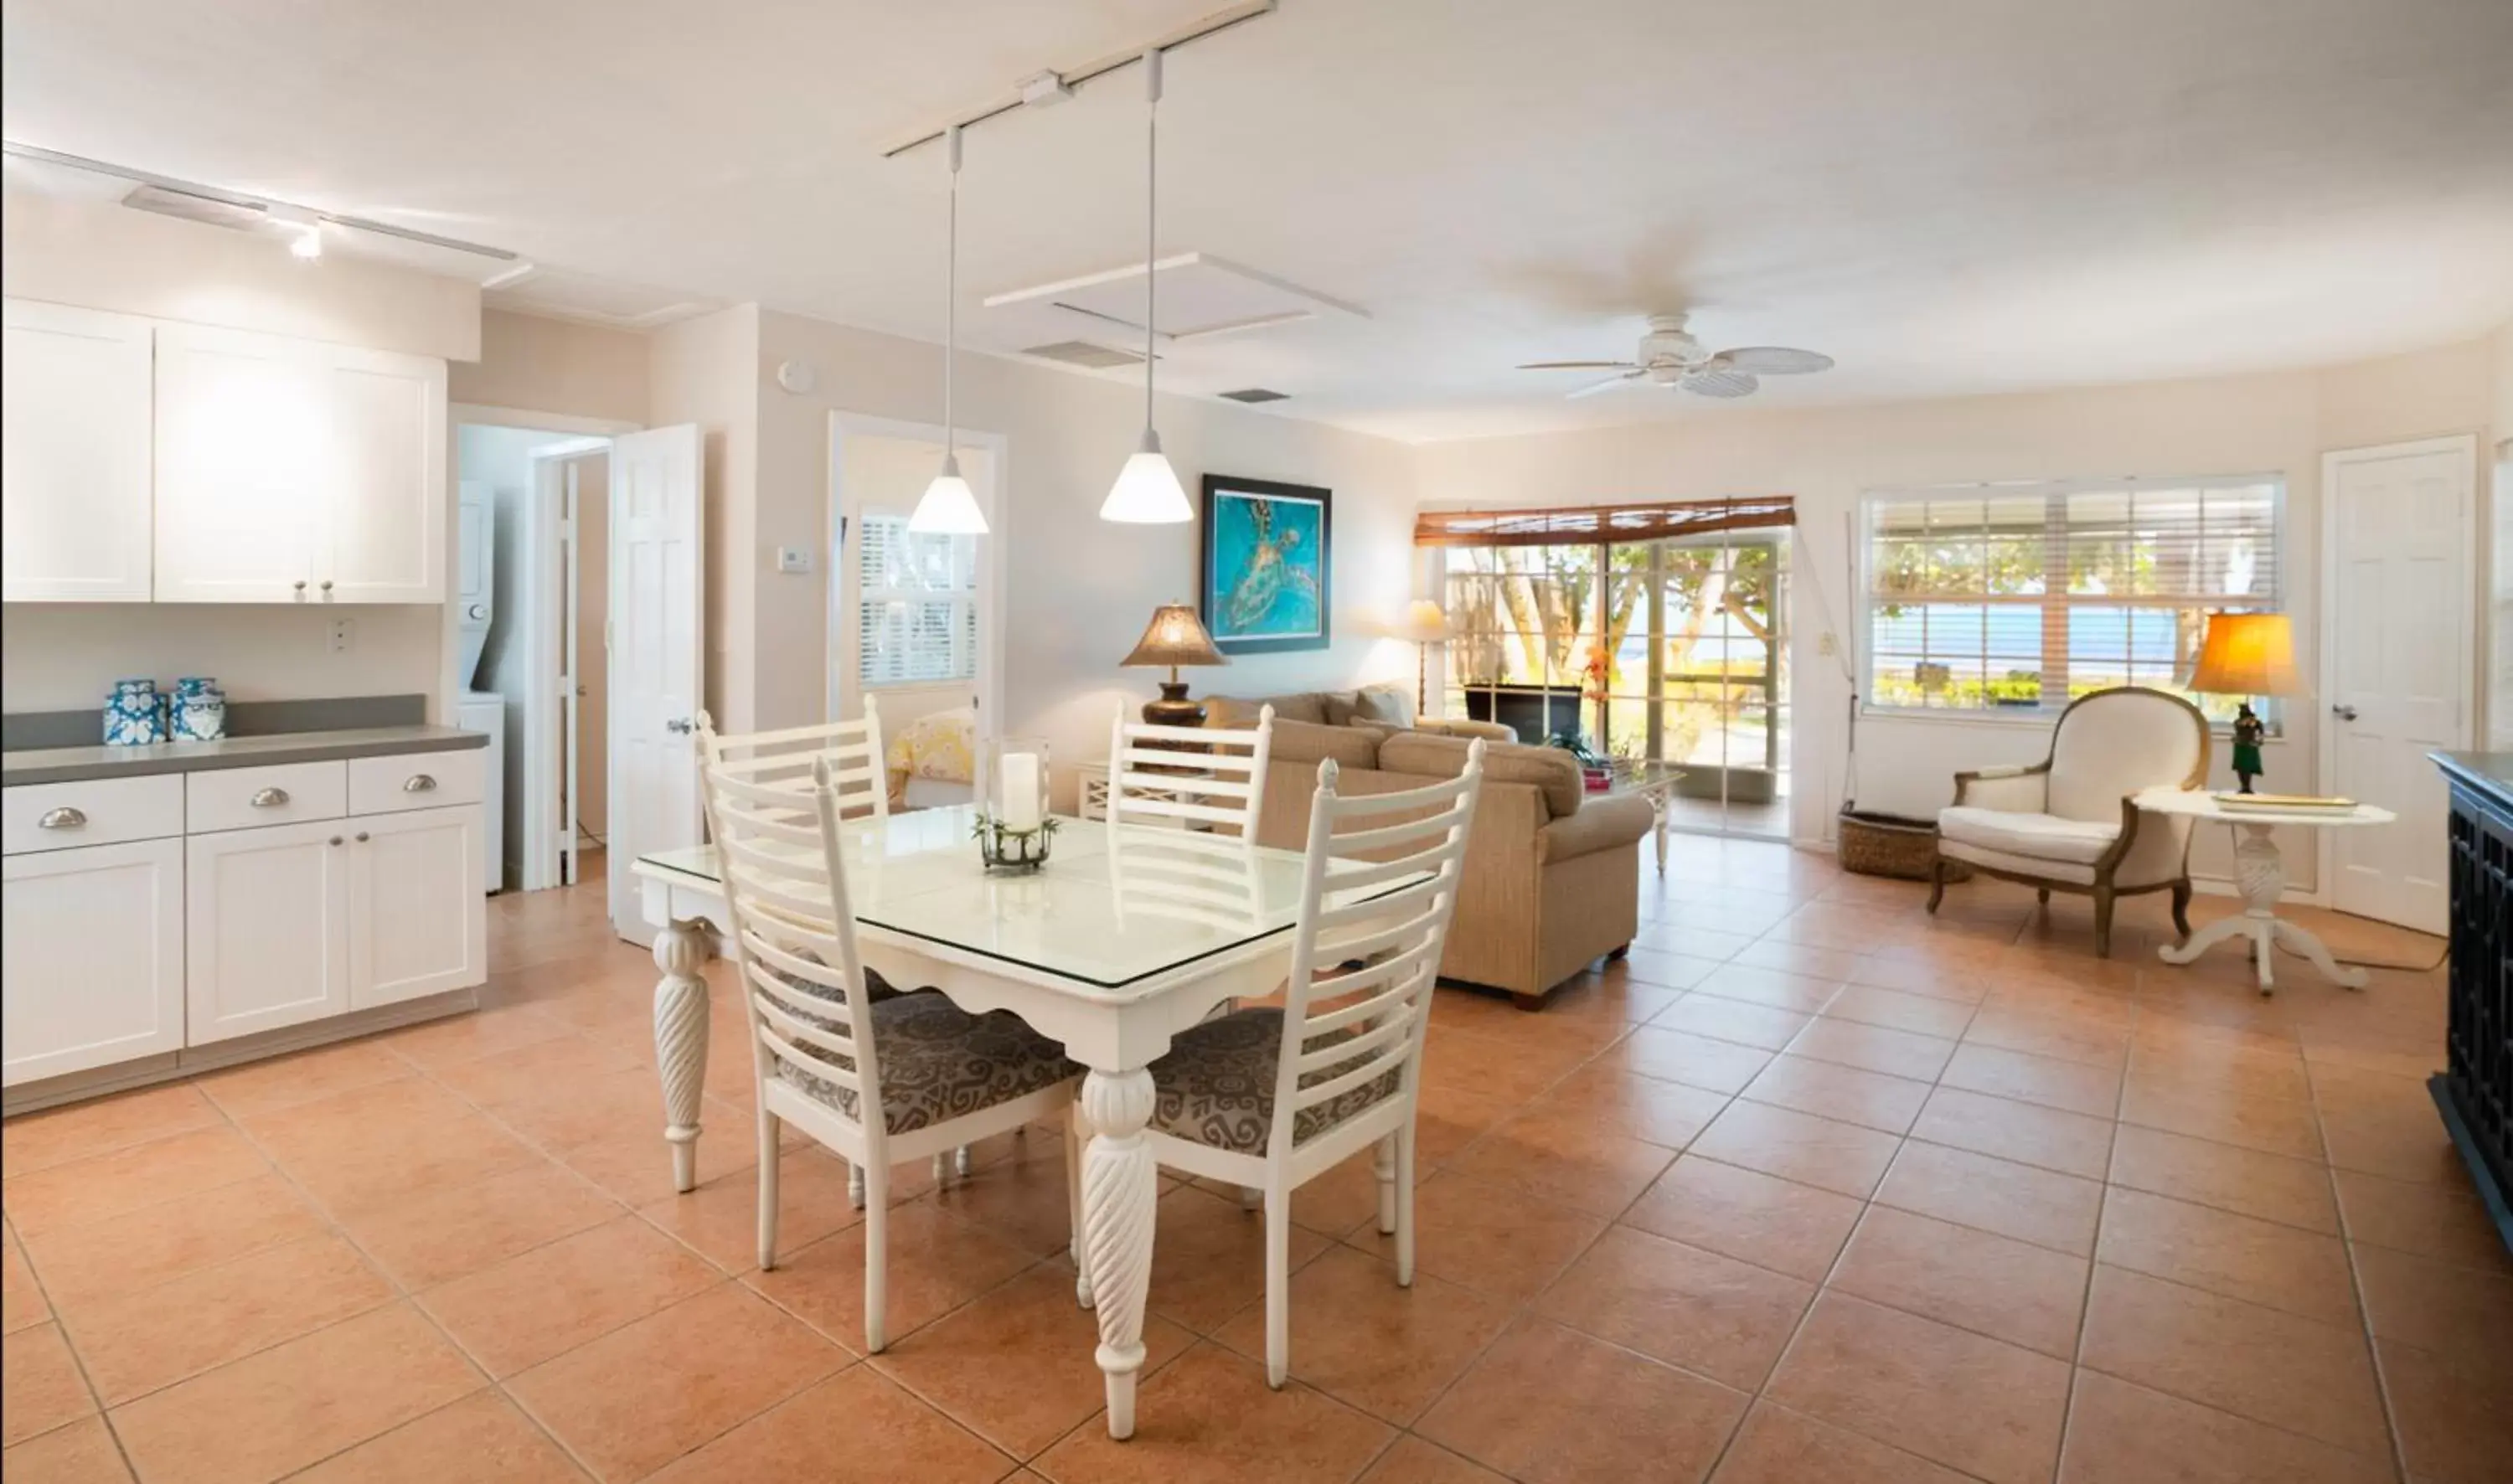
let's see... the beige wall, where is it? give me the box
[748,310,1419,802]
[2,186,481,719]
[450,310,650,425]
[1413,337,2501,893]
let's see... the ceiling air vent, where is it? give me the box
[1218,387,1289,404]
[1021,340,1148,370]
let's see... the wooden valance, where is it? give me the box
[1413,495,1796,549]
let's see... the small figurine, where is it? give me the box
[2230,703,2266,793]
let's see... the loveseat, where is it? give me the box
[1205,691,1653,1004]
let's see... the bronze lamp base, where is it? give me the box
[1142,679,1206,729]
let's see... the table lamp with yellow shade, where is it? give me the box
[1120,602,1227,727]
[2185,611,2299,793]
[1393,599,1452,711]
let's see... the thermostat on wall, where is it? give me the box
[775,546,813,574]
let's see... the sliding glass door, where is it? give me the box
[1440,531,1790,840]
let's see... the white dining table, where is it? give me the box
[631,806,1389,1440]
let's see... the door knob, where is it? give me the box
[2331,703,2359,722]
[665,717,694,734]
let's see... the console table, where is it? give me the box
[2430,751,2512,1256]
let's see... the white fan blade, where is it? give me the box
[1566,370,1645,399]
[1716,347,1832,375]
[1680,367,1758,398]
[1519,360,1641,371]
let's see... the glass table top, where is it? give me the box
[639,806,1412,992]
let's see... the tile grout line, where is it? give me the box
[2307,1057,2418,1484]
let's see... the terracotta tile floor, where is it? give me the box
[6,841,2502,1483]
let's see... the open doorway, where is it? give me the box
[455,420,620,893]
[828,415,1007,806]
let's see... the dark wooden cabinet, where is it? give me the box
[2431,752,2512,1256]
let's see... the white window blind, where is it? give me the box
[856,513,978,688]
[1863,477,2281,723]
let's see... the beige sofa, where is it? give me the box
[1205,692,1653,1005]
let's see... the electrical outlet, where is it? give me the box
[328,618,355,654]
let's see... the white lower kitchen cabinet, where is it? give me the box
[3,837,184,1085]
[185,817,353,1044]
[349,805,485,1009]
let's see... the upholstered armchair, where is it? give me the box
[1929,687,2211,956]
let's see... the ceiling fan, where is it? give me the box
[1519,312,1834,399]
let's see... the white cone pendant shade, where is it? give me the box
[1100,429,1191,523]
[910,453,989,534]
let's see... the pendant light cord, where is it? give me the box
[944,124,961,463]
[1143,48,1161,434]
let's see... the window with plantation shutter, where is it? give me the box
[1862,477,2283,724]
[855,513,978,688]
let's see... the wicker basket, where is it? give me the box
[1837,806,1971,883]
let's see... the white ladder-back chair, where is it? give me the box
[1112,740,1484,1388]
[1106,701,1276,836]
[701,749,1081,1353]
[699,707,985,1191]
[696,698,890,820]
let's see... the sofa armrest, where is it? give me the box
[1538,791,1653,864]
[1953,765,2048,813]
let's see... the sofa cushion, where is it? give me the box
[1265,718,1386,770]
[1938,805,2118,864]
[1539,791,1653,863]
[1209,692,1328,726]
[1378,732,1583,819]
[1315,689,1364,726]
[1352,684,1415,729]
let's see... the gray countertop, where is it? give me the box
[2,724,488,787]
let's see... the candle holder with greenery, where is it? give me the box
[972,809,1058,872]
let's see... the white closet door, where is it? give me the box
[2,300,156,601]
[323,347,446,602]
[154,323,327,604]
[606,425,704,944]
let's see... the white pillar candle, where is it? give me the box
[1001,753,1043,832]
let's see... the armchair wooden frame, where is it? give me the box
[1925,687,2211,957]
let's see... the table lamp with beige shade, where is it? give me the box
[2185,611,2299,793]
[1394,599,1452,711]
[1121,602,1227,727]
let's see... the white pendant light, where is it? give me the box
[1100,49,1193,524]
[911,126,988,535]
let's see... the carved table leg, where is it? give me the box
[652,918,714,1193]
[2155,822,2363,994]
[1078,1066,1158,1440]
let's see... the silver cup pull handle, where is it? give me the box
[250,786,291,808]
[37,806,87,830]
[402,774,437,793]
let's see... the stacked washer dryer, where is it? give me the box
[456,482,506,893]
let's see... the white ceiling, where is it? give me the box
[6,0,2510,441]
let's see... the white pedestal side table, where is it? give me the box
[2134,786,2397,994]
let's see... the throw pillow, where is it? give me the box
[1352,684,1416,730]
[1317,689,1363,727]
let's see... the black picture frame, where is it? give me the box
[1198,475,1333,655]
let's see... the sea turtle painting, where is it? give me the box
[1206,487,1327,649]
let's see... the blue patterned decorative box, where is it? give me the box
[104,678,163,746]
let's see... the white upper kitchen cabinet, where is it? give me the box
[153,323,446,605]
[2,300,156,601]
[323,346,446,602]
[153,322,329,603]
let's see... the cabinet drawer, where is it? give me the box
[187,760,348,834]
[2,775,184,855]
[349,750,484,817]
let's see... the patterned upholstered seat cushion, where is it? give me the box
[776,990,1077,1135]
[1148,1008,1403,1154]
[765,948,911,1002]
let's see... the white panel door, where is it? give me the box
[323,347,446,602]
[348,805,485,1008]
[154,323,327,603]
[2324,438,2474,935]
[3,838,184,1085]
[1,300,155,601]
[606,424,704,944]
[186,820,351,1043]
